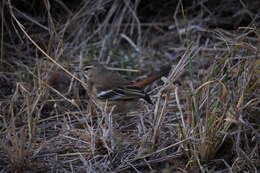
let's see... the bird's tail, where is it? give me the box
[134,65,171,88]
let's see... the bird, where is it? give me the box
[86,63,171,113]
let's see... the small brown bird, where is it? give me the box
[87,63,171,113]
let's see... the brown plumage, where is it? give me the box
[87,63,171,113]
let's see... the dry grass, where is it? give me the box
[0,0,260,172]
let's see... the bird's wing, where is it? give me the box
[96,85,152,104]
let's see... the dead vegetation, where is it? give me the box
[0,0,259,172]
